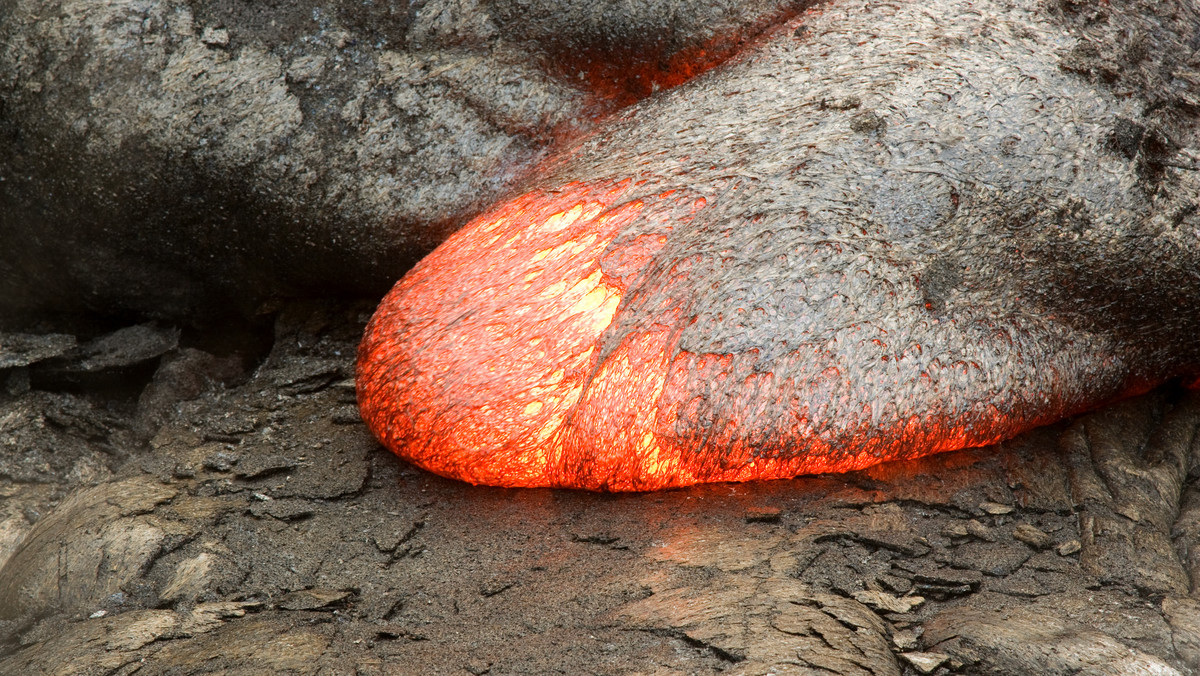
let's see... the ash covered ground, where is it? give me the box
[2,302,1199,675]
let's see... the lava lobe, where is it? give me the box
[357,0,1200,490]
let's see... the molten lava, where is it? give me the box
[356,180,1101,491]
[358,181,693,490]
[356,1,1198,491]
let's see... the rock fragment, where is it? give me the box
[1012,523,1053,550]
[0,333,76,369]
[901,651,949,674]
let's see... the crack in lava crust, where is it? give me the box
[358,181,700,490]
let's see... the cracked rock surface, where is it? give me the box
[0,0,802,320]
[3,0,1200,672]
[2,301,1200,674]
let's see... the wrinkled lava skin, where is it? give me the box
[358,0,1200,490]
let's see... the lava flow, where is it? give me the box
[356,180,1100,491]
[356,0,1199,490]
[357,181,708,490]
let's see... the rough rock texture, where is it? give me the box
[4,0,1200,671]
[0,0,802,320]
[3,302,1200,674]
[358,0,1200,488]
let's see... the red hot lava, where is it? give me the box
[358,182,710,490]
[357,3,1199,491]
[357,182,1101,491]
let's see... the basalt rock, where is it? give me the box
[358,0,1200,489]
[0,0,801,321]
[2,300,1200,673]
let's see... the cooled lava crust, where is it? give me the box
[357,0,1200,490]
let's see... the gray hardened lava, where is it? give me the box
[0,0,803,320]
[356,0,1200,489]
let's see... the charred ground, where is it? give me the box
[1,302,1200,674]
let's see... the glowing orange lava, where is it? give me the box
[356,181,1091,491]
[544,9,806,114]
[359,182,648,488]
